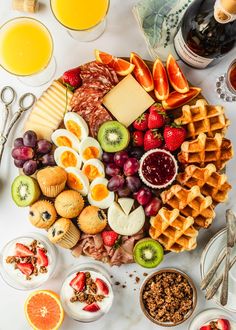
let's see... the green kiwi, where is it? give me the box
[133,238,164,268]
[11,175,41,207]
[98,121,130,152]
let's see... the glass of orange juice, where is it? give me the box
[50,0,110,42]
[0,17,56,86]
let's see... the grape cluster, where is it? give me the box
[12,130,55,176]
[102,148,162,216]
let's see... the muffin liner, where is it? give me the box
[40,181,66,198]
[29,200,57,230]
[56,222,81,249]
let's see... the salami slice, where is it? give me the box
[89,105,112,138]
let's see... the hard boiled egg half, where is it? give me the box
[79,137,102,163]
[64,112,89,141]
[82,159,105,182]
[88,178,114,209]
[66,167,89,196]
[51,129,80,152]
[54,146,82,169]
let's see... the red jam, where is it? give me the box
[141,150,177,187]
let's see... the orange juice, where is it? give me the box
[0,18,53,76]
[51,0,109,30]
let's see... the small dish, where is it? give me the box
[60,262,114,323]
[0,232,57,290]
[139,268,197,327]
[200,228,236,313]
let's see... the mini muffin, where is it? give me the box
[48,218,80,249]
[29,200,57,229]
[37,166,67,197]
[55,190,84,218]
[77,206,107,234]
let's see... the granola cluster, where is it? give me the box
[142,271,193,324]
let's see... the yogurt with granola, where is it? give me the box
[61,269,113,322]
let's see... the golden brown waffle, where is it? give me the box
[175,99,229,139]
[178,133,233,170]
[161,184,215,229]
[149,207,198,252]
[177,164,231,206]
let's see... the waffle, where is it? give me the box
[161,184,215,229]
[177,164,231,206]
[149,207,198,252]
[178,133,233,170]
[175,99,229,139]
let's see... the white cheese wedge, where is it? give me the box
[118,198,134,215]
[103,74,155,127]
[24,121,53,141]
[108,201,145,236]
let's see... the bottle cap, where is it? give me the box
[12,0,39,13]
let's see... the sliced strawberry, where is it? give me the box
[95,278,109,295]
[17,263,34,276]
[200,326,211,330]
[133,113,149,131]
[36,248,48,267]
[69,272,86,292]
[62,67,82,90]
[144,129,163,151]
[217,319,231,330]
[83,302,100,312]
[132,131,144,147]
[15,243,34,257]
[101,231,119,247]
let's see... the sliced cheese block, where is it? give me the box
[103,74,155,127]
[24,80,73,139]
[118,198,134,215]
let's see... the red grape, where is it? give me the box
[107,175,125,192]
[130,147,144,160]
[14,138,24,148]
[126,176,142,192]
[23,130,37,148]
[37,140,52,154]
[117,185,132,197]
[136,187,152,205]
[14,159,26,168]
[41,154,56,166]
[12,146,34,161]
[23,160,37,175]
[123,158,140,176]
[102,152,115,163]
[144,197,162,216]
[105,163,121,177]
[114,151,129,167]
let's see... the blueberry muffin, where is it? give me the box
[29,200,57,229]
[48,218,80,249]
[77,206,107,234]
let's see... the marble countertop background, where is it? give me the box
[0,0,236,329]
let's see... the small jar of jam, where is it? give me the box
[216,59,236,102]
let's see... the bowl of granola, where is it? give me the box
[139,268,197,327]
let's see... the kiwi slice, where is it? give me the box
[11,175,41,207]
[133,238,164,268]
[98,121,130,152]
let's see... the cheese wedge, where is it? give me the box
[24,80,73,139]
[118,198,134,215]
[103,74,155,127]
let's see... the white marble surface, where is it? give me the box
[0,0,236,329]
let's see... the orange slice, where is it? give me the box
[130,52,154,92]
[153,57,169,101]
[166,54,189,93]
[24,290,64,330]
[95,49,135,76]
[162,87,201,110]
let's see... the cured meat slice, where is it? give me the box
[89,105,112,138]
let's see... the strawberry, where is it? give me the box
[15,243,34,257]
[17,263,34,276]
[200,326,211,330]
[62,67,82,90]
[148,103,164,113]
[217,319,231,330]
[144,129,163,151]
[132,131,144,147]
[164,125,186,151]
[102,231,118,247]
[69,272,86,292]
[95,278,109,295]
[36,248,48,267]
[148,108,167,129]
[83,302,100,312]
[133,113,149,131]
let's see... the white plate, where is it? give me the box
[200,228,236,313]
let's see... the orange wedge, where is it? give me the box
[162,87,201,110]
[24,290,64,330]
[95,49,135,76]
[153,57,169,101]
[130,52,154,92]
[166,54,189,93]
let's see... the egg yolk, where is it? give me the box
[83,165,100,181]
[67,173,83,190]
[56,136,72,147]
[91,184,108,201]
[61,151,77,167]
[66,120,81,139]
[83,146,99,160]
